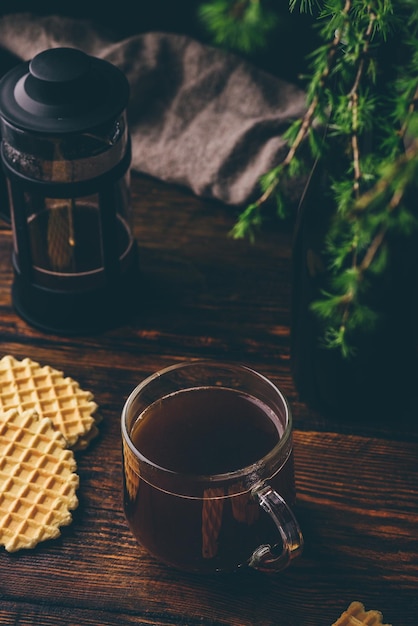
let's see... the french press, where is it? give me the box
[0,47,139,333]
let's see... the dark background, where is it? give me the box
[0,1,318,83]
[0,1,317,223]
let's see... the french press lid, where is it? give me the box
[0,47,130,133]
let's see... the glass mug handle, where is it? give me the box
[248,483,304,573]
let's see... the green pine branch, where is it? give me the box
[198,0,278,52]
[199,0,418,356]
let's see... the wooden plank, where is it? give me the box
[0,174,416,626]
[1,429,416,625]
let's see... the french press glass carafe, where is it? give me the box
[0,47,139,333]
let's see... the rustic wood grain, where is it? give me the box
[0,174,417,626]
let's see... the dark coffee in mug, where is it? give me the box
[123,386,296,573]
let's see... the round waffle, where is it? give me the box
[0,355,99,450]
[332,602,391,626]
[0,408,79,552]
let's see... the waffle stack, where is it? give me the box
[0,355,100,551]
[333,602,392,626]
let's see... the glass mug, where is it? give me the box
[121,361,303,573]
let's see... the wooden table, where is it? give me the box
[0,173,417,626]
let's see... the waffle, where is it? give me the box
[0,355,99,449]
[0,408,79,552]
[332,602,392,626]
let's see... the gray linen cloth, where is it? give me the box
[0,13,307,206]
